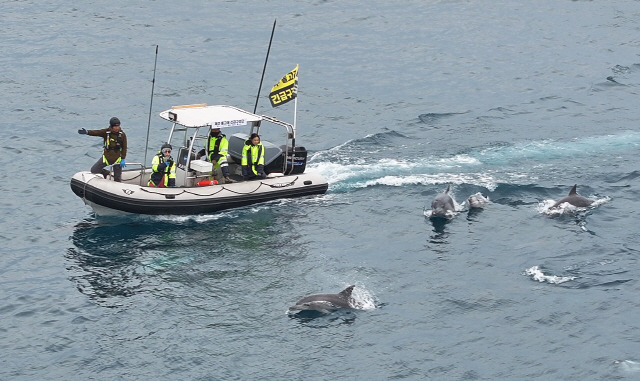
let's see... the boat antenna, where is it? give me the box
[144,45,159,168]
[253,19,277,114]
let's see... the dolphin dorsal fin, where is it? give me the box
[339,285,355,298]
[569,184,577,195]
[445,185,450,194]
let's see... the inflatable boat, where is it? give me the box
[70,104,328,216]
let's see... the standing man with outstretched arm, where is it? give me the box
[78,117,127,182]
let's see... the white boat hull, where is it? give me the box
[70,170,328,216]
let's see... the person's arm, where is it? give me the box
[257,144,265,165]
[87,128,107,137]
[166,158,176,186]
[151,155,166,173]
[120,132,127,160]
[220,137,229,156]
[241,145,249,167]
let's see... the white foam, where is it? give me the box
[538,196,610,215]
[524,265,576,284]
[591,196,611,207]
[423,209,457,219]
[307,163,499,191]
[537,199,572,215]
[350,286,377,311]
[150,210,238,223]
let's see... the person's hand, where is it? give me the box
[78,128,87,135]
[120,159,126,168]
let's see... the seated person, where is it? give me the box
[196,127,233,183]
[241,133,267,181]
[148,143,176,187]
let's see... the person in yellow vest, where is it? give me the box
[148,143,176,187]
[78,117,127,182]
[196,127,233,183]
[241,133,267,181]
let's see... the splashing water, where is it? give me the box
[537,197,610,216]
[524,266,576,284]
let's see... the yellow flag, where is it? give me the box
[269,65,298,107]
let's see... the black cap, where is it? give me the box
[109,117,121,127]
[161,143,172,151]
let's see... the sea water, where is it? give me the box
[2,1,640,379]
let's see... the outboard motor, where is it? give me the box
[284,145,308,175]
[262,145,308,175]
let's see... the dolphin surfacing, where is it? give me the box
[551,184,594,208]
[467,192,489,209]
[289,285,355,314]
[429,185,456,218]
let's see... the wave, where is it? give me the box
[418,111,469,124]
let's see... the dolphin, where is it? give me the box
[467,192,489,209]
[289,285,355,314]
[430,185,456,218]
[551,184,594,208]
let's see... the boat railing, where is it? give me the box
[258,114,297,174]
[116,162,148,186]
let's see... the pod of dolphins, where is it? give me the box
[290,185,595,315]
[428,183,594,220]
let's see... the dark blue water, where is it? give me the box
[3,1,640,379]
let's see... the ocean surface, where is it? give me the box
[2,1,640,379]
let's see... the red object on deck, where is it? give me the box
[197,179,218,186]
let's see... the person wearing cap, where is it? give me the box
[196,127,233,184]
[78,117,127,182]
[241,133,267,181]
[148,143,176,187]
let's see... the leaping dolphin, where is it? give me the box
[289,285,355,314]
[551,184,594,208]
[430,185,456,218]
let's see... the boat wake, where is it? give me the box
[308,130,640,193]
[468,130,640,166]
[307,156,496,192]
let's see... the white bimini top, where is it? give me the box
[158,104,262,128]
